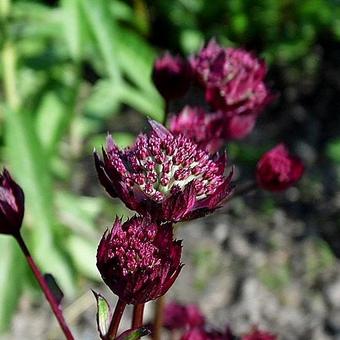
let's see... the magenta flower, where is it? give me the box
[256,144,304,192]
[0,169,25,235]
[169,106,225,153]
[191,39,272,116]
[152,52,192,101]
[242,328,277,340]
[222,113,258,140]
[96,216,182,304]
[94,120,233,223]
[164,302,188,330]
[164,302,205,331]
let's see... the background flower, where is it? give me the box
[256,144,304,191]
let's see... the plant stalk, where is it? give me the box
[152,296,165,340]
[106,298,127,340]
[131,303,145,330]
[14,233,75,340]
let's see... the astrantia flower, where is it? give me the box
[0,169,24,235]
[181,327,233,340]
[241,327,277,340]
[96,216,182,304]
[152,52,192,101]
[256,144,304,192]
[94,120,233,223]
[164,302,205,331]
[164,302,188,330]
[169,106,225,153]
[191,39,272,116]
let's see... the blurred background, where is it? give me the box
[0,0,340,339]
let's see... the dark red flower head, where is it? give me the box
[181,327,233,340]
[94,120,233,223]
[152,52,192,101]
[96,216,182,304]
[164,302,205,331]
[241,327,277,340]
[0,169,24,235]
[256,144,304,192]
[169,106,225,153]
[191,39,273,116]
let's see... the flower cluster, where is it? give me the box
[94,120,233,223]
[163,302,276,340]
[191,39,272,116]
[97,216,182,304]
[164,302,205,331]
[256,144,304,192]
[152,39,274,149]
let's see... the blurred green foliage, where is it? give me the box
[147,0,340,63]
[0,0,163,332]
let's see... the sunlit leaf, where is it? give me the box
[92,291,111,339]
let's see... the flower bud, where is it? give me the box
[256,144,304,192]
[0,169,24,235]
[152,52,192,101]
[97,216,182,304]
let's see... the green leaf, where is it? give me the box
[66,235,99,281]
[0,238,25,333]
[56,191,103,237]
[80,0,121,83]
[116,327,151,340]
[116,28,158,97]
[5,109,74,295]
[326,138,340,163]
[35,91,67,155]
[61,0,84,61]
[84,80,121,119]
[118,84,163,121]
[92,291,111,339]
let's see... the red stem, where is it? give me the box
[14,233,75,340]
[152,296,165,340]
[106,298,126,340]
[131,303,145,330]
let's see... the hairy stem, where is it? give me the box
[132,303,145,330]
[14,233,75,340]
[106,298,126,340]
[152,296,165,340]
